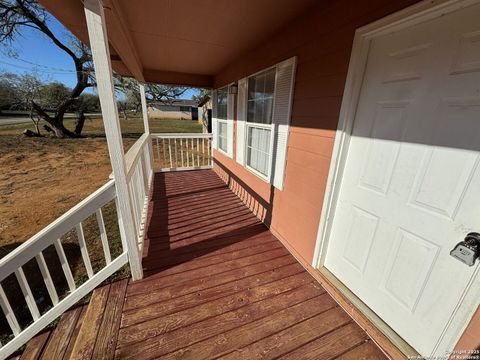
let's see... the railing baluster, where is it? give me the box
[197,138,200,166]
[174,138,178,168]
[186,138,189,167]
[150,134,212,169]
[155,138,161,164]
[35,252,59,305]
[135,169,144,215]
[75,223,94,279]
[209,138,212,165]
[15,267,40,321]
[180,138,184,167]
[168,139,173,168]
[95,209,111,264]
[191,138,195,167]
[162,138,167,168]
[129,178,140,236]
[137,158,147,199]
[54,240,76,292]
[0,284,21,336]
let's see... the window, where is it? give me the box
[180,106,190,112]
[216,86,228,120]
[247,67,275,124]
[218,121,228,152]
[216,86,229,153]
[245,68,275,177]
[246,125,271,176]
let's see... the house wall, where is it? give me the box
[147,106,192,120]
[211,0,479,352]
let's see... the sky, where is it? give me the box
[0,14,198,99]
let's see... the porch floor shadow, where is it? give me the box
[13,170,387,360]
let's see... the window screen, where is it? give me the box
[246,126,271,176]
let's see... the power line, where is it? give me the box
[0,58,92,75]
[13,57,78,73]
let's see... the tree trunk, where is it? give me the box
[32,102,79,138]
[45,116,79,138]
[74,112,86,136]
[34,121,41,135]
[29,107,41,136]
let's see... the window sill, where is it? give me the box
[245,164,270,184]
[216,147,229,157]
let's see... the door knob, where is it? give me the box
[450,232,480,266]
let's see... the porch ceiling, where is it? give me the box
[38,0,316,87]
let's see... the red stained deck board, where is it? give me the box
[14,170,387,360]
[116,170,386,360]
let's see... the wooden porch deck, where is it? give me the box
[14,170,387,360]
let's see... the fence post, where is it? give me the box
[83,0,143,280]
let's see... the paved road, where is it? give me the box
[0,113,101,126]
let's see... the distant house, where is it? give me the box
[147,99,199,120]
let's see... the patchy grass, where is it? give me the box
[0,115,202,137]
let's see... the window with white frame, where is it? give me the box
[216,86,228,153]
[218,121,228,153]
[246,67,276,176]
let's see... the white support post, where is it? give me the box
[84,0,143,280]
[139,83,150,134]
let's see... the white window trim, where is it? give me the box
[217,118,229,156]
[243,66,278,182]
[244,122,274,182]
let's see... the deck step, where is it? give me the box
[68,279,127,360]
[8,279,128,360]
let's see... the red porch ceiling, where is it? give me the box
[38,0,317,87]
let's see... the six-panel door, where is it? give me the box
[324,3,480,356]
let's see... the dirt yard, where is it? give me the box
[0,136,121,250]
[0,115,202,340]
[0,116,201,252]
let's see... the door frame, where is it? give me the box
[312,0,480,356]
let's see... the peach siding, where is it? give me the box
[454,306,480,355]
[212,0,419,266]
[212,0,479,352]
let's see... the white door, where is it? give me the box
[324,3,480,356]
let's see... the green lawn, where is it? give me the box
[0,114,203,137]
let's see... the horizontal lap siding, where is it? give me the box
[213,0,420,263]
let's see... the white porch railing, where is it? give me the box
[0,180,127,358]
[0,133,207,358]
[125,133,154,255]
[151,133,213,171]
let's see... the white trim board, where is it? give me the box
[312,0,480,357]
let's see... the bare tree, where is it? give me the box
[0,71,44,134]
[0,0,94,138]
[114,77,192,119]
[146,84,190,104]
[0,73,18,114]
